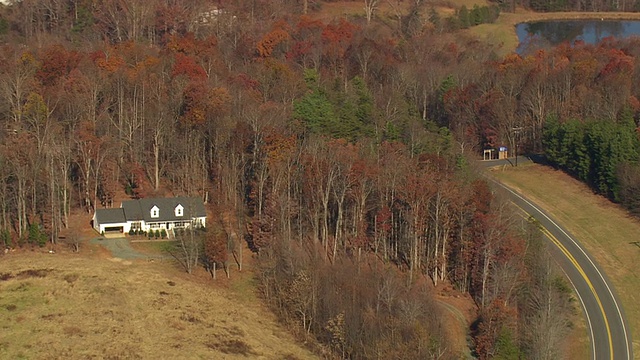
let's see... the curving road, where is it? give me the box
[486,167,632,360]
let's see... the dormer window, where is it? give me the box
[151,205,159,218]
[175,204,184,217]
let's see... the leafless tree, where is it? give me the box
[364,0,380,24]
[168,228,202,274]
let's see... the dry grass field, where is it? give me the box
[492,163,640,356]
[0,249,318,359]
[0,237,478,360]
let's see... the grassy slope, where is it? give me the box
[0,251,318,359]
[492,163,640,356]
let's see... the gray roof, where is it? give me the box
[94,208,127,224]
[121,197,206,223]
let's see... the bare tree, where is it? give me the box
[364,0,380,24]
[286,270,315,333]
[168,228,202,274]
[521,218,572,359]
[61,225,81,252]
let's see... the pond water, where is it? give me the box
[516,20,640,53]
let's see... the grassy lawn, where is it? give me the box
[129,238,174,255]
[491,163,640,356]
[0,252,317,360]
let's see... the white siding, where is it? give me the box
[92,214,100,232]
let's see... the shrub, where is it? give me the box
[161,229,167,239]
[155,229,160,239]
[129,229,135,235]
[0,228,10,247]
[125,183,133,196]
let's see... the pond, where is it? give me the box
[516,20,640,53]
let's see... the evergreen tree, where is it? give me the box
[458,6,470,28]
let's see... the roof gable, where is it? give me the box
[175,204,184,217]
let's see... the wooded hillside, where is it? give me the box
[0,1,606,358]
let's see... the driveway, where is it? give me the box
[90,237,160,260]
[478,155,533,169]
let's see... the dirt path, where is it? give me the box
[435,297,476,359]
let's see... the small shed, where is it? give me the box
[498,146,508,159]
[483,149,495,160]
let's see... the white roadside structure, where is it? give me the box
[92,197,206,234]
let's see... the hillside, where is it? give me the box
[0,1,625,358]
[0,250,318,359]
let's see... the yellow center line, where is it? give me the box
[513,205,614,360]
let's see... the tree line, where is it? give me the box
[543,114,640,212]
[492,0,640,12]
[0,1,579,358]
[441,40,640,216]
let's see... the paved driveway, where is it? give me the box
[90,237,156,259]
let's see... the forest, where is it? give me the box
[446,42,640,215]
[0,0,638,359]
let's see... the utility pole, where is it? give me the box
[512,126,523,167]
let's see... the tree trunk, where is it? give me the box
[17,178,24,240]
[440,226,449,283]
[49,154,56,244]
[333,192,345,261]
[154,130,160,191]
[481,246,491,308]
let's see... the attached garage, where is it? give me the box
[104,226,124,232]
[93,208,127,234]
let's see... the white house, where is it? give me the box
[92,197,207,234]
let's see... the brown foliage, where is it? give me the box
[36,45,82,87]
[257,28,291,58]
[203,224,227,274]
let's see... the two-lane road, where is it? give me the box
[488,174,632,360]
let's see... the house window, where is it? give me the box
[131,222,141,230]
[151,205,159,218]
[150,223,160,229]
[175,204,184,217]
